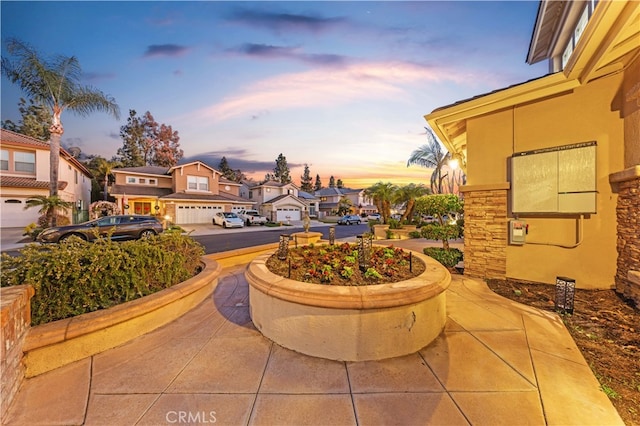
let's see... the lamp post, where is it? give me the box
[357,233,373,271]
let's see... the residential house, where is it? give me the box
[425,0,639,303]
[0,129,92,228]
[315,187,376,217]
[110,161,251,225]
[247,181,314,222]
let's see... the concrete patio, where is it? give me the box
[2,239,623,425]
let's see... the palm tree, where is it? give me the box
[407,127,450,194]
[24,195,73,228]
[2,38,120,217]
[395,183,429,223]
[364,182,397,224]
[95,157,120,201]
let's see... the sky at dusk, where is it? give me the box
[1,1,548,189]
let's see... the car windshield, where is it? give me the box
[223,213,238,218]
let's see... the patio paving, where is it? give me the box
[2,239,623,425]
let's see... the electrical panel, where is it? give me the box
[509,220,527,245]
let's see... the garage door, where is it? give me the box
[276,207,301,222]
[1,198,40,228]
[176,204,222,224]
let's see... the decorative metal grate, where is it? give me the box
[357,234,373,271]
[278,234,291,260]
[555,276,576,314]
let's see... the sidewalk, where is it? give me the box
[2,238,623,425]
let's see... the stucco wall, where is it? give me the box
[465,72,624,289]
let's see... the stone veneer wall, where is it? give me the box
[461,188,508,280]
[615,176,640,305]
[1,285,34,422]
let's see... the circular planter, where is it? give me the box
[245,249,450,361]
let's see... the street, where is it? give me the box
[193,223,370,253]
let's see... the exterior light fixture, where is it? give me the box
[555,276,576,314]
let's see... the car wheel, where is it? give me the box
[223,222,227,228]
[60,233,86,242]
[140,230,156,239]
[247,220,251,226]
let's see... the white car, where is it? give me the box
[213,212,244,229]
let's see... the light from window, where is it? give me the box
[1,150,8,171]
[149,179,156,185]
[14,151,35,173]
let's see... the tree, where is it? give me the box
[364,182,397,224]
[117,110,182,167]
[300,164,313,192]
[2,38,120,212]
[414,194,464,267]
[24,195,73,228]
[314,174,322,191]
[407,127,450,194]
[84,156,121,202]
[337,179,344,189]
[273,153,291,184]
[337,196,353,215]
[394,183,430,223]
[218,156,236,181]
[1,97,52,140]
[329,176,336,188]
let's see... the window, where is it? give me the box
[126,176,157,185]
[187,176,209,191]
[1,150,8,170]
[14,151,35,173]
[74,170,78,184]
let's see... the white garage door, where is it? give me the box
[176,204,222,224]
[1,198,40,228]
[276,207,301,222]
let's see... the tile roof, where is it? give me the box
[0,176,68,190]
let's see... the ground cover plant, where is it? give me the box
[266,242,425,285]
[487,279,639,425]
[0,232,204,325]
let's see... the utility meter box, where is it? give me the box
[509,220,527,245]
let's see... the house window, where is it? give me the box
[1,150,8,170]
[139,178,146,184]
[187,176,209,191]
[127,177,136,184]
[126,176,157,185]
[14,151,35,173]
[149,179,156,185]
[74,170,78,184]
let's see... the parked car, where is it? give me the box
[213,212,245,229]
[337,214,362,225]
[367,213,381,221]
[237,209,268,226]
[37,215,163,243]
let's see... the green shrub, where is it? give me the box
[423,247,463,268]
[0,232,204,325]
[408,231,421,239]
[387,218,402,229]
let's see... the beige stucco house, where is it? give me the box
[110,161,250,225]
[425,0,639,303]
[0,129,93,228]
[247,181,318,222]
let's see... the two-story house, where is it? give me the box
[315,187,376,217]
[247,181,318,222]
[0,129,92,228]
[110,161,251,225]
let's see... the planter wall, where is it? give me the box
[246,250,451,361]
[22,257,221,377]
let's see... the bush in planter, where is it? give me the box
[423,247,463,268]
[0,232,204,325]
[414,194,464,267]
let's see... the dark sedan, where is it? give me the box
[37,215,164,243]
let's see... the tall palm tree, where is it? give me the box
[364,182,397,224]
[394,183,429,223]
[407,127,450,194]
[24,195,73,228]
[2,38,120,219]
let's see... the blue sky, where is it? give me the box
[1,1,547,188]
